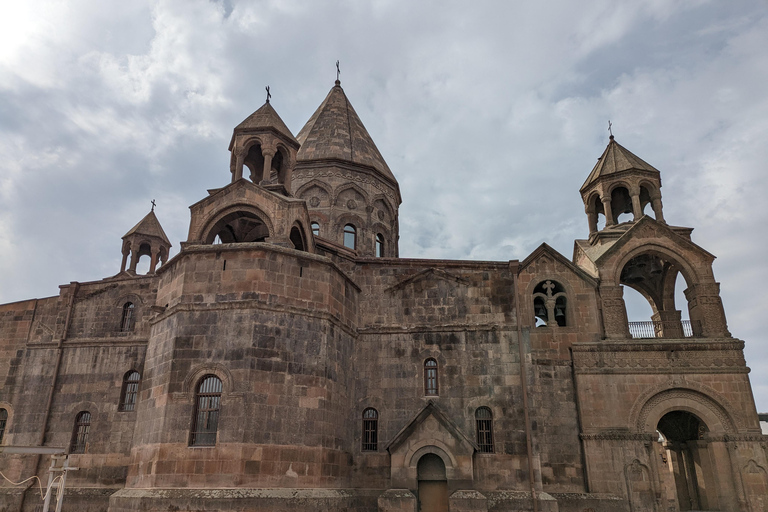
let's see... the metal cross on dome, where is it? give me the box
[336,60,340,81]
[266,86,271,103]
[151,199,156,212]
[608,120,613,137]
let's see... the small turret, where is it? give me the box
[120,205,171,275]
[580,135,665,236]
[228,95,300,196]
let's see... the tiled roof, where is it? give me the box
[234,101,297,144]
[122,211,171,245]
[296,82,395,183]
[581,136,659,191]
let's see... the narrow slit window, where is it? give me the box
[362,408,378,451]
[0,408,7,444]
[190,375,222,446]
[475,407,494,453]
[120,302,135,332]
[343,224,356,250]
[424,358,438,396]
[375,234,384,257]
[70,411,91,454]
[311,222,320,236]
[119,371,141,412]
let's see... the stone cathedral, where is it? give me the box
[0,79,766,512]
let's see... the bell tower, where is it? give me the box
[120,206,171,275]
[580,135,665,236]
[228,97,300,196]
[574,136,729,339]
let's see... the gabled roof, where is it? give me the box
[581,136,659,192]
[296,81,396,183]
[122,210,171,246]
[387,401,478,453]
[519,243,598,286]
[232,101,298,145]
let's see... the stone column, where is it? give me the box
[233,147,246,182]
[149,247,160,274]
[651,310,683,339]
[600,285,630,339]
[631,191,643,221]
[128,248,139,273]
[651,196,666,224]
[260,148,275,185]
[602,197,615,226]
[120,250,129,273]
[684,282,730,338]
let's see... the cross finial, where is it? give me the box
[336,60,340,83]
[608,120,614,139]
[151,199,156,212]
[265,85,271,103]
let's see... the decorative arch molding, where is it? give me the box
[629,385,740,434]
[407,443,457,470]
[113,294,145,308]
[333,182,370,208]
[370,222,392,238]
[295,179,333,201]
[611,243,702,288]
[196,203,275,244]
[372,193,396,219]
[606,181,633,196]
[182,363,237,397]
[64,400,100,417]
[240,135,268,153]
[334,213,367,232]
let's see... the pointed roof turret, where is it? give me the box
[296,81,396,184]
[229,101,298,150]
[580,136,659,192]
[122,210,171,246]
[120,207,172,275]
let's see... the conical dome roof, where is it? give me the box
[122,210,171,246]
[296,81,395,183]
[231,101,298,146]
[581,136,659,192]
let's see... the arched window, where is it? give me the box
[190,375,222,446]
[475,407,494,453]
[119,371,141,412]
[532,280,567,327]
[362,408,378,451]
[343,224,356,250]
[375,234,384,257]
[311,222,320,236]
[70,411,91,454]
[120,302,135,332]
[424,359,438,396]
[0,408,7,444]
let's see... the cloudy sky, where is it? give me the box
[1,1,767,410]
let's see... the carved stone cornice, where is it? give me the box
[580,431,657,441]
[572,339,747,374]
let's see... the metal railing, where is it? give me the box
[628,320,696,339]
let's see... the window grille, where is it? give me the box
[424,359,438,396]
[362,408,378,451]
[475,407,494,453]
[70,411,91,454]
[190,375,222,446]
[119,371,141,412]
[121,302,135,332]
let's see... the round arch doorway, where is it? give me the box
[657,410,716,511]
[417,453,449,512]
